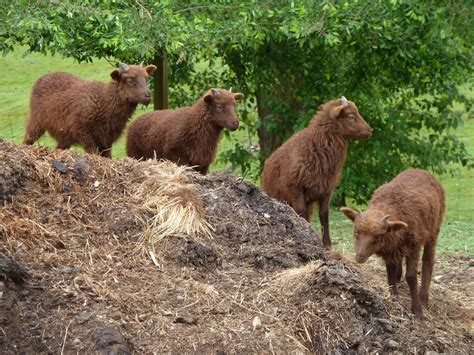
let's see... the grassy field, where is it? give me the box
[1,48,473,257]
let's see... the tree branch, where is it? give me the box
[135,0,152,20]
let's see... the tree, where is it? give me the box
[2,0,473,204]
[212,0,474,202]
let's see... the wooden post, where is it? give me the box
[153,51,168,110]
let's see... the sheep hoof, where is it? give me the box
[412,308,424,320]
[322,237,332,249]
[419,293,429,306]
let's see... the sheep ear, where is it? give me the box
[332,105,345,118]
[204,93,213,105]
[387,220,408,231]
[234,93,244,101]
[145,65,157,75]
[340,207,358,222]
[110,70,121,82]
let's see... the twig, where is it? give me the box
[285,334,310,352]
[104,57,117,68]
[229,299,280,321]
[302,318,312,345]
[60,320,73,355]
[135,0,152,19]
[180,300,199,310]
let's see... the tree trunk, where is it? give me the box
[255,85,301,166]
[255,87,283,166]
[153,51,168,110]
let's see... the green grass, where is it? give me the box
[1,47,473,257]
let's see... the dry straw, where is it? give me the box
[130,161,214,248]
[271,261,323,292]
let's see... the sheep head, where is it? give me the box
[340,207,408,263]
[323,98,373,140]
[110,62,157,105]
[203,88,244,131]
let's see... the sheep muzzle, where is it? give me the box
[226,119,239,131]
[355,254,369,263]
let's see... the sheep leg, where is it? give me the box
[307,202,317,221]
[406,251,423,318]
[78,134,99,155]
[386,262,399,297]
[24,118,45,145]
[419,242,435,305]
[318,195,331,248]
[57,141,72,150]
[197,165,209,175]
[386,261,409,314]
[396,260,403,283]
[290,190,308,221]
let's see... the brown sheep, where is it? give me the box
[261,97,372,247]
[23,62,157,158]
[340,168,445,318]
[126,88,244,174]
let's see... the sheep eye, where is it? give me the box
[125,78,135,86]
[215,105,225,112]
[347,115,356,122]
[372,236,382,244]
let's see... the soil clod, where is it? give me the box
[51,159,69,173]
[93,327,130,355]
[0,252,28,285]
[174,315,198,325]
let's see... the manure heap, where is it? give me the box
[0,141,472,353]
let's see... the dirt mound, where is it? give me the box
[0,141,472,353]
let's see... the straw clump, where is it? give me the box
[131,161,213,247]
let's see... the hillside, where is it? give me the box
[0,141,472,353]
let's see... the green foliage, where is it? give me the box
[1,0,473,203]
[218,141,253,174]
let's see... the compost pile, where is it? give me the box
[0,140,472,353]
